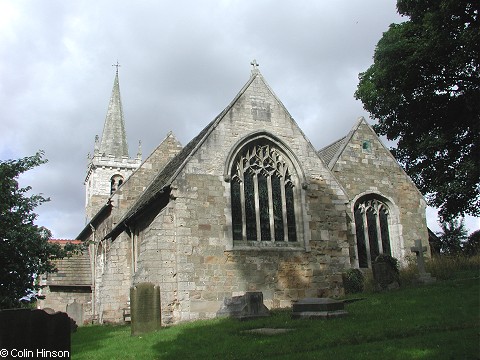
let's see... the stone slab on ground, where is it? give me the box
[217,291,270,320]
[292,298,348,319]
[243,328,294,335]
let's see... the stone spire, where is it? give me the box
[98,64,129,158]
[84,64,141,222]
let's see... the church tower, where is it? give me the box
[85,64,142,222]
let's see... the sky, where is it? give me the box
[1,0,478,239]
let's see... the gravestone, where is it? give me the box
[130,282,161,336]
[217,292,270,320]
[291,298,348,319]
[0,309,72,359]
[411,239,436,284]
[372,255,400,291]
[66,299,83,326]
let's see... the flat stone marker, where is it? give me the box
[130,282,161,336]
[217,291,270,320]
[411,239,436,284]
[243,328,294,335]
[292,298,348,319]
[66,299,83,327]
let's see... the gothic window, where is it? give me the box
[110,174,124,194]
[231,143,297,243]
[354,196,391,268]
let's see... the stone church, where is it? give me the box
[69,63,428,325]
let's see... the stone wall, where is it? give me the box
[93,233,132,323]
[37,288,92,325]
[332,120,428,264]
[132,73,351,325]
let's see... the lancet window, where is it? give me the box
[354,197,391,268]
[231,143,297,243]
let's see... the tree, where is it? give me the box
[0,152,74,308]
[355,0,480,221]
[463,229,480,256]
[437,218,468,255]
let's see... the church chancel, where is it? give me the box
[75,61,429,325]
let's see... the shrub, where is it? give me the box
[464,230,480,256]
[373,254,399,274]
[343,268,364,294]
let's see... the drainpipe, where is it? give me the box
[89,224,96,323]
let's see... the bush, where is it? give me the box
[464,230,480,256]
[373,254,399,274]
[343,268,365,294]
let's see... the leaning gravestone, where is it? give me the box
[292,298,348,319]
[66,299,83,327]
[217,292,270,320]
[0,309,72,359]
[130,282,161,336]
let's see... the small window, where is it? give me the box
[110,174,125,194]
[362,140,372,152]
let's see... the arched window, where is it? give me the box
[354,196,391,268]
[230,142,297,242]
[110,174,124,194]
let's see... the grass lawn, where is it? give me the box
[72,272,479,359]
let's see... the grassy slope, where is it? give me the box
[72,274,479,360]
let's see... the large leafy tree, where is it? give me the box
[355,0,480,220]
[0,152,73,308]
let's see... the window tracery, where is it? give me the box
[231,143,297,243]
[354,197,391,268]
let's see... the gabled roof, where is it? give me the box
[106,66,336,240]
[107,69,291,239]
[324,117,425,200]
[98,69,129,158]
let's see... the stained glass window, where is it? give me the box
[354,207,368,268]
[231,180,242,240]
[231,142,297,243]
[244,172,257,241]
[354,197,391,268]
[272,175,284,242]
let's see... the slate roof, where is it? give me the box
[318,136,347,168]
[45,240,91,287]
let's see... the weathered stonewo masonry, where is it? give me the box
[67,64,428,325]
[320,119,428,267]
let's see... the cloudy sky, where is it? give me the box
[1,0,477,239]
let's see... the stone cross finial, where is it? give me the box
[251,59,259,74]
[411,239,427,274]
[112,61,121,75]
